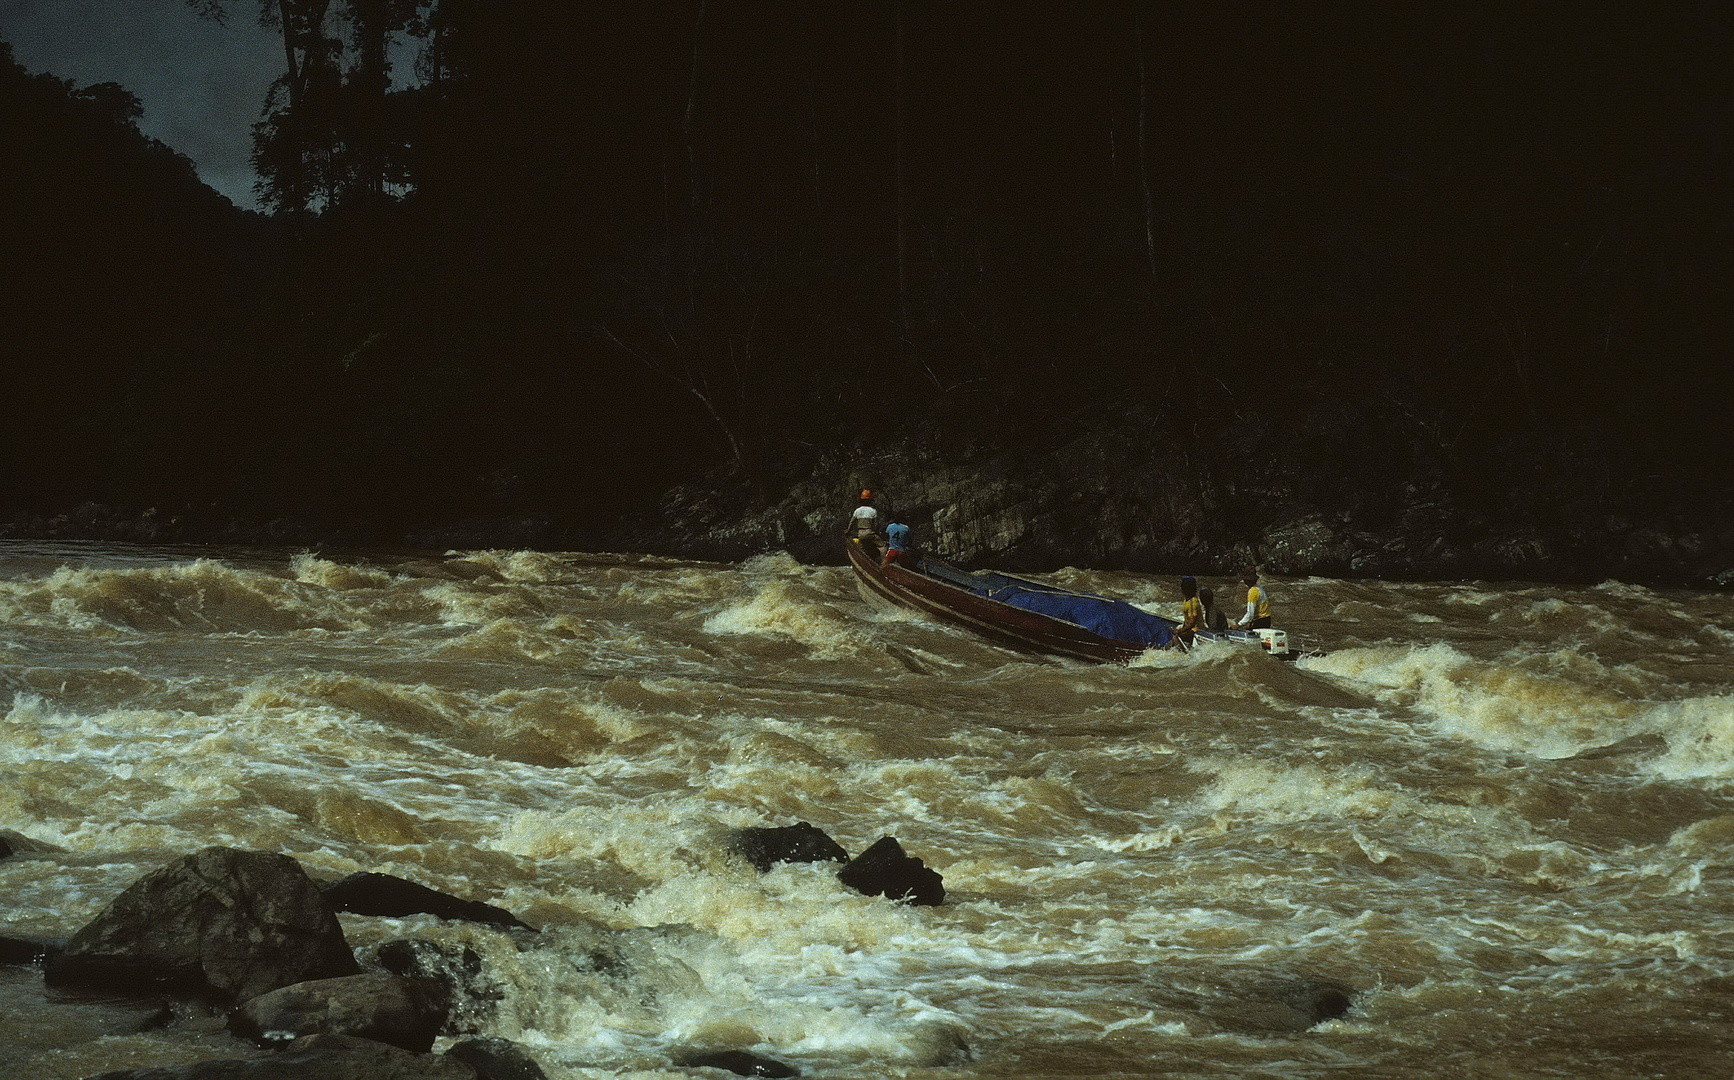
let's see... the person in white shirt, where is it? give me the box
[1229,566,1273,630]
[848,489,880,540]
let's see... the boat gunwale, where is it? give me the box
[847,538,1167,662]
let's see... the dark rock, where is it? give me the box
[1260,516,1354,576]
[1567,732,1669,761]
[836,836,944,906]
[396,558,507,583]
[679,1048,799,1077]
[632,418,1734,586]
[0,827,62,858]
[376,938,504,1031]
[1288,980,1353,1025]
[0,934,62,966]
[446,1036,550,1080]
[1204,978,1356,1033]
[732,822,849,873]
[229,972,449,1052]
[45,847,359,1001]
[376,938,484,985]
[908,1021,973,1066]
[321,871,534,931]
[86,1032,480,1079]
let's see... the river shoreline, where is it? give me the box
[3,498,1728,589]
[6,462,1729,588]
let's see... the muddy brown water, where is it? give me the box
[2,541,1732,1077]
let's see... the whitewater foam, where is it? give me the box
[7,543,1734,1078]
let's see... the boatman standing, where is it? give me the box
[848,489,880,540]
[1229,566,1273,630]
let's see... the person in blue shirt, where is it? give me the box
[881,522,913,569]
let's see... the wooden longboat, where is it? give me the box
[846,537,1173,663]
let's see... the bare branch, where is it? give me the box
[185,0,231,26]
[592,320,746,474]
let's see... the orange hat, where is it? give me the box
[860,489,872,499]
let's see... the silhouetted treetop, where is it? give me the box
[4,2,1729,537]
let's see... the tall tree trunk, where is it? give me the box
[684,0,707,211]
[284,0,333,105]
[895,0,910,333]
[1108,88,1118,168]
[347,0,391,199]
[275,0,319,214]
[1136,12,1157,282]
[278,0,302,107]
[808,72,822,214]
[424,10,444,90]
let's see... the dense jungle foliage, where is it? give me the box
[2,3,1728,550]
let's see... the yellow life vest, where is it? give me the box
[1247,585,1271,620]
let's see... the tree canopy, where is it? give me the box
[4,2,1729,543]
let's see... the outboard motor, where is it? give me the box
[1251,628,1290,657]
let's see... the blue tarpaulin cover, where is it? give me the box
[989,587,1174,648]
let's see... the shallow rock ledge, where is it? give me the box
[229,972,449,1052]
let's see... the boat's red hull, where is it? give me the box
[846,538,1152,663]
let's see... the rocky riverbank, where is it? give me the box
[651,417,1734,586]
[4,416,1729,586]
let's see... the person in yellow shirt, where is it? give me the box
[1173,575,1201,647]
[1229,566,1272,630]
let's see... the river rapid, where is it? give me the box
[2,542,1733,1077]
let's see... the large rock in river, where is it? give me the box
[0,827,62,859]
[731,822,849,873]
[229,972,449,1052]
[45,847,358,1000]
[320,871,533,930]
[1202,977,1355,1033]
[836,836,944,906]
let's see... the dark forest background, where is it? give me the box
[2,2,1729,566]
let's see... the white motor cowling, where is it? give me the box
[1252,628,1289,656]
